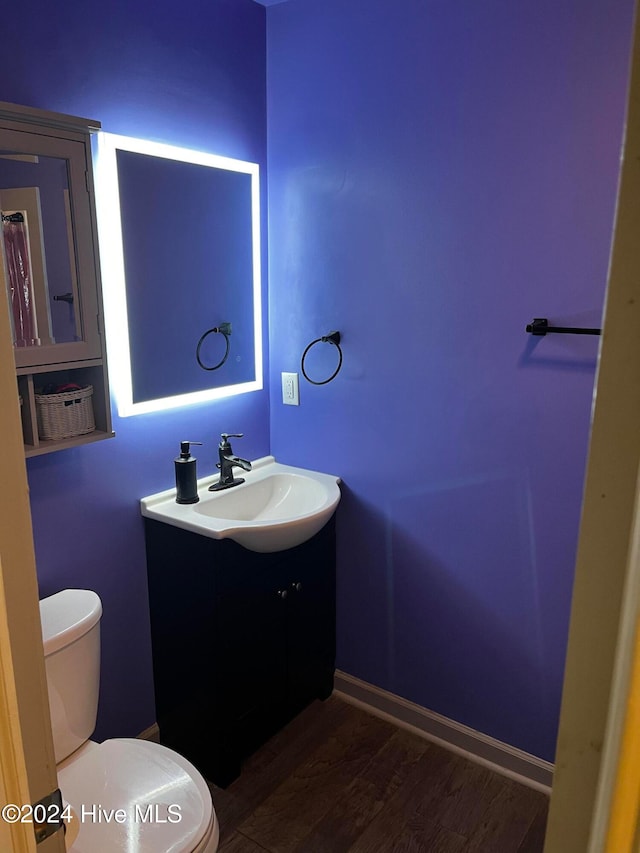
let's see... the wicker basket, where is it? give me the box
[35,385,95,440]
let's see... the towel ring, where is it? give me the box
[301,331,343,385]
[196,322,231,371]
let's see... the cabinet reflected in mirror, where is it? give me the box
[96,134,263,417]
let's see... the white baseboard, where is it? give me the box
[333,670,553,794]
[137,677,553,794]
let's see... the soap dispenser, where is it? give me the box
[174,441,202,504]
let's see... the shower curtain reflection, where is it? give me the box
[2,212,38,346]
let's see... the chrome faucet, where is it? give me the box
[208,433,252,491]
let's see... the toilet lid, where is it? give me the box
[57,738,213,852]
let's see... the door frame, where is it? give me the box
[544,5,640,851]
[0,205,63,850]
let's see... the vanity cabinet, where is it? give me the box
[0,101,113,455]
[144,515,336,788]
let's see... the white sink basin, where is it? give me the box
[140,456,341,553]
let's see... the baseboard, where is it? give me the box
[137,679,553,793]
[333,670,553,794]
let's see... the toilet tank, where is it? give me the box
[39,590,102,764]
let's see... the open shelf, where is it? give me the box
[18,362,114,456]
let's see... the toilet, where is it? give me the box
[39,589,219,853]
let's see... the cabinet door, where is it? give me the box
[145,521,218,726]
[284,517,336,716]
[0,123,102,368]
[214,547,288,754]
[145,523,248,786]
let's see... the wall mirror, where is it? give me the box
[95,133,262,416]
[0,106,102,370]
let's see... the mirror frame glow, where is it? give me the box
[94,132,262,417]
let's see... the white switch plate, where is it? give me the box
[282,371,300,405]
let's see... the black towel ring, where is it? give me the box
[196,322,231,371]
[301,331,343,385]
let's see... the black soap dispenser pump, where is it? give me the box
[175,441,202,504]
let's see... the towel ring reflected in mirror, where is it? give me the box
[196,322,231,371]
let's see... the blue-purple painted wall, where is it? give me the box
[266,0,635,761]
[0,0,269,740]
[1,0,636,763]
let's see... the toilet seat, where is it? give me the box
[57,738,218,852]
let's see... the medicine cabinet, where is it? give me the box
[0,101,113,455]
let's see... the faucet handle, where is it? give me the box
[219,433,244,449]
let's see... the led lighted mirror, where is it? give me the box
[95,133,262,417]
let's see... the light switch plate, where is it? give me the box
[282,372,300,405]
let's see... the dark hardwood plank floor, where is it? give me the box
[208,696,549,853]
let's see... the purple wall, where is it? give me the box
[266,0,635,760]
[1,0,268,740]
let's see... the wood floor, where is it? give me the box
[208,695,549,852]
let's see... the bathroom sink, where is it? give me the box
[140,456,341,553]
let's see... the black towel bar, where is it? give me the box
[525,318,601,336]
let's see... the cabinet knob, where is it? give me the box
[291,582,303,593]
[277,589,288,599]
